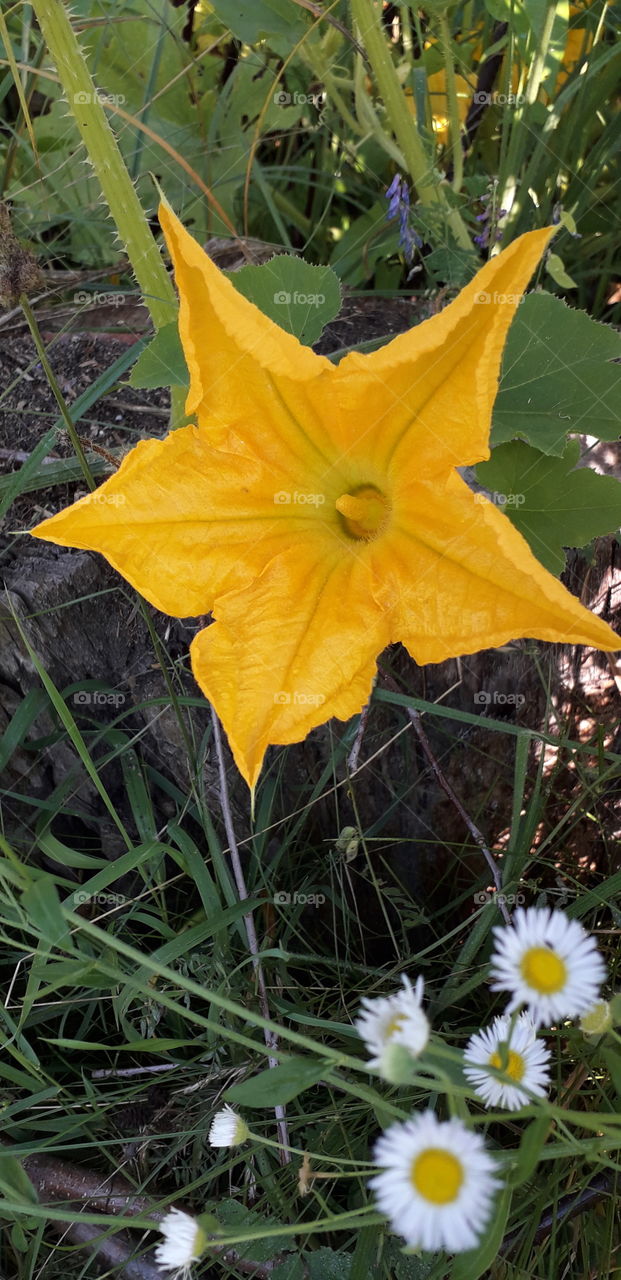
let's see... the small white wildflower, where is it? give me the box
[464,1013,551,1110]
[355,975,430,1080]
[489,906,606,1026]
[155,1208,206,1277]
[208,1104,250,1148]
[370,1111,500,1253]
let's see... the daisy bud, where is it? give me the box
[208,1104,250,1148]
[580,1000,613,1040]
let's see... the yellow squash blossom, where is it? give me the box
[31,208,618,791]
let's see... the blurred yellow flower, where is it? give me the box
[406,72,471,145]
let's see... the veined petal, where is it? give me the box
[331,228,556,476]
[159,204,335,452]
[30,425,334,618]
[386,471,618,661]
[191,548,393,789]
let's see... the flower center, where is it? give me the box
[385,1013,406,1040]
[489,1047,525,1082]
[520,946,567,994]
[335,485,391,541]
[410,1148,463,1204]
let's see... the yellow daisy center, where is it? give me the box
[411,1148,463,1204]
[335,485,391,541]
[489,1047,525,1081]
[520,946,567,994]
[385,1013,405,1039]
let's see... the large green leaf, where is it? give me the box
[129,322,188,389]
[208,0,309,42]
[476,438,621,574]
[226,1057,325,1107]
[228,257,342,346]
[493,293,621,455]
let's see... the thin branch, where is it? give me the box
[347,698,372,774]
[210,707,291,1163]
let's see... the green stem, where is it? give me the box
[438,11,463,193]
[19,295,96,491]
[499,0,557,242]
[350,0,473,253]
[29,0,177,332]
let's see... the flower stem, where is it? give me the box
[350,0,472,252]
[30,0,176,330]
[19,295,96,491]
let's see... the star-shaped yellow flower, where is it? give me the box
[31,206,617,791]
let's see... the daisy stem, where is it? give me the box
[350,0,473,252]
[210,707,291,1164]
[19,295,96,492]
[249,1130,375,1167]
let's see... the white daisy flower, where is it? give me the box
[489,906,606,1026]
[208,1104,249,1148]
[464,1013,551,1111]
[370,1111,500,1253]
[355,975,430,1080]
[155,1208,206,1277]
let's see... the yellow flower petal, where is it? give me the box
[31,425,334,617]
[332,228,556,476]
[191,548,393,790]
[386,471,618,661]
[158,203,333,424]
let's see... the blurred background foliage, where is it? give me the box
[1,0,619,309]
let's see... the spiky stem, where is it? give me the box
[30,0,176,328]
[29,1,185,428]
